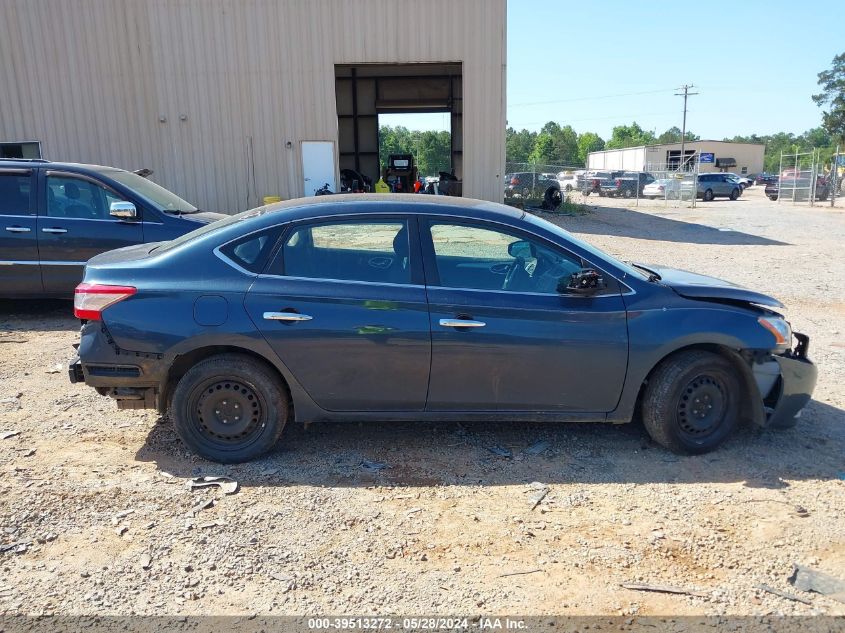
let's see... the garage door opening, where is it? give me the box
[378,112,451,189]
[335,63,462,194]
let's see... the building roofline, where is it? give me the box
[591,140,767,153]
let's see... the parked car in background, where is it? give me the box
[0,159,224,298]
[556,170,585,192]
[505,172,560,199]
[582,170,615,196]
[754,173,778,186]
[696,173,743,201]
[643,178,680,199]
[765,175,830,201]
[721,173,753,189]
[69,195,816,463]
[601,171,656,198]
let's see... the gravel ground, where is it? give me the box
[0,187,843,617]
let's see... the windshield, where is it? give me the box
[521,212,650,281]
[97,168,198,213]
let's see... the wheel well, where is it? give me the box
[633,343,750,419]
[161,346,291,414]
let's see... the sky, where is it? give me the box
[385,0,844,140]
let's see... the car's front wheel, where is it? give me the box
[703,189,714,201]
[641,350,740,454]
[170,354,289,463]
[730,187,740,200]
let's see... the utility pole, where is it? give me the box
[675,84,698,170]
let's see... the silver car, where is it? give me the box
[697,173,742,201]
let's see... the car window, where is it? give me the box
[218,227,283,274]
[278,220,411,284]
[428,222,584,294]
[0,173,32,216]
[46,175,125,220]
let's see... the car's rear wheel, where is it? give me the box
[769,195,778,201]
[730,187,740,200]
[623,188,633,198]
[641,350,740,454]
[703,189,714,201]
[565,184,573,192]
[170,354,288,463]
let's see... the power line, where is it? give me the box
[509,87,675,108]
[675,84,698,167]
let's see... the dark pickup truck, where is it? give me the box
[601,171,656,198]
[765,175,830,201]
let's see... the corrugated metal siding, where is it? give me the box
[0,0,506,212]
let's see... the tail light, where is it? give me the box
[510,177,519,185]
[615,179,621,186]
[74,283,137,320]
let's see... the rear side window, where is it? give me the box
[218,227,282,273]
[276,220,410,284]
[0,172,33,216]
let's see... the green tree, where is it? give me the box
[657,126,699,144]
[812,52,845,143]
[528,132,556,165]
[506,127,537,164]
[605,122,657,149]
[577,132,605,165]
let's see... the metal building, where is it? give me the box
[0,0,507,212]
[588,141,765,175]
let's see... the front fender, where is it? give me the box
[610,304,776,423]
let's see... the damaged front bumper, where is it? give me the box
[758,332,818,428]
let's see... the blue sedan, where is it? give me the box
[68,195,817,462]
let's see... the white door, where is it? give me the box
[301,141,336,196]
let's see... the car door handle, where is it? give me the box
[263,311,313,322]
[439,318,486,328]
[5,226,31,233]
[42,227,68,234]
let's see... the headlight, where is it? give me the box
[758,317,792,346]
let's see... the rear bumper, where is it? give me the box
[765,332,818,427]
[68,321,166,410]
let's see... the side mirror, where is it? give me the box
[110,201,137,219]
[508,239,534,259]
[560,269,607,295]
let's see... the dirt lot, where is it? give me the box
[1,186,843,618]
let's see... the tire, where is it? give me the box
[583,190,591,197]
[623,188,633,198]
[542,187,562,211]
[768,195,778,201]
[565,184,573,192]
[703,189,714,202]
[641,350,740,455]
[169,354,289,463]
[730,188,739,200]
[647,196,656,200]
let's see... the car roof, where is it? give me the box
[0,158,125,172]
[252,194,524,223]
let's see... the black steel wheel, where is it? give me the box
[642,350,740,454]
[170,354,288,463]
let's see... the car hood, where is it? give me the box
[639,264,784,308]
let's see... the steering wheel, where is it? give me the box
[503,256,527,291]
